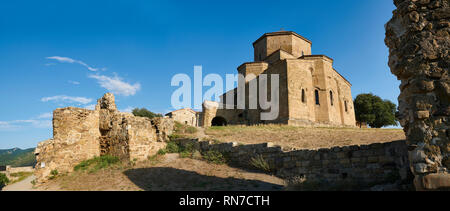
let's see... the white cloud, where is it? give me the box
[14,120,52,128]
[41,95,93,105]
[37,112,53,119]
[84,104,96,110]
[120,106,134,113]
[68,80,80,85]
[89,74,141,96]
[46,56,106,72]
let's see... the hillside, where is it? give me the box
[0,148,36,167]
[34,126,409,191]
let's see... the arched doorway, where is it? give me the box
[211,116,227,126]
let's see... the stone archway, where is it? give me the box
[211,116,227,126]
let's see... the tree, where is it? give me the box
[132,108,163,119]
[354,93,398,128]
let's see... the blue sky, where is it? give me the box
[0,0,399,149]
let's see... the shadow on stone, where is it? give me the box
[123,167,284,191]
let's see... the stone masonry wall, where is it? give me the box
[35,93,174,183]
[177,139,412,189]
[385,0,449,190]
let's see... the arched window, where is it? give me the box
[301,89,306,103]
[330,91,334,106]
[315,90,320,105]
[344,100,348,112]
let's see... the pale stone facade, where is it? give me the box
[165,108,198,127]
[34,93,174,183]
[202,31,356,127]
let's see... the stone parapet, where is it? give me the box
[34,93,173,183]
[176,139,412,189]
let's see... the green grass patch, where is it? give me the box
[0,173,9,188]
[173,121,198,135]
[166,141,181,153]
[185,126,198,134]
[74,155,120,173]
[249,155,272,172]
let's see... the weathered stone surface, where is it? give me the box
[165,108,198,127]
[414,173,450,190]
[176,138,412,189]
[385,0,449,190]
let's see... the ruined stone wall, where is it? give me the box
[177,139,412,190]
[385,0,449,190]
[35,107,101,182]
[5,166,34,174]
[97,93,170,162]
[152,117,174,142]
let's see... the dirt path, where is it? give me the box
[2,175,36,191]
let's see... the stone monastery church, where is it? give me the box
[199,31,357,127]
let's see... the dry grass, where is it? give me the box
[38,154,285,191]
[205,125,405,150]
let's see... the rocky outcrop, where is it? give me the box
[385,0,449,190]
[34,93,174,183]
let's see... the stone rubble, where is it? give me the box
[34,93,174,183]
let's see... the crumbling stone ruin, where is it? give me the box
[175,138,412,190]
[385,0,449,190]
[34,93,174,183]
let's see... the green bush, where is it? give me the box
[74,155,120,173]
[48,169,59,180]
[0,173,9,188]
[132,108,163,119]
[165,142,181,153]
[180,142,198,158]
[202,150,227,164]
[174,121,184,133]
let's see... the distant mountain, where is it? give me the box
[0,148,36,167]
